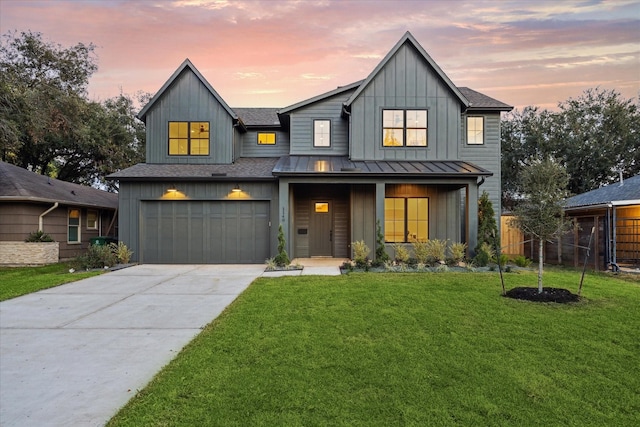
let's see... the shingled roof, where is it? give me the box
[458,87,513,111]
[233,108,281,127]
[565,175,640,209]
[0,161,118,209]
[108,157,280,180]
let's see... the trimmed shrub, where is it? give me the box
[352,240,371,269]
[25,230,54,242]
[513,255,533,267]
[373,220,390,266]
[411,239,429,264]
[391,243,410,265]
[473,242,495,267]
[449,242,467,264]
[76,244,117,269]
[274,224,290,267]
[425,239,447,264]
[109,241,133,264]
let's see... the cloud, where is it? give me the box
[1,0,638,110]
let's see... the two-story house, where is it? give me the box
[109,32,512,264]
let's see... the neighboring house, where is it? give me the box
[0,161,118,261]
[532,174,639,271]
[109,32,512,264]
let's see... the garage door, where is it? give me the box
[140,200,270,264]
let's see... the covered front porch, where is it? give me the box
[273,156,492,261]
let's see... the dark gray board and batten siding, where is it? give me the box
[145,69,236,165]
[288,89,355,156]
[118,181,279,264]
[350,43,462,162]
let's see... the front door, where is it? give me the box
[310,200,332,256]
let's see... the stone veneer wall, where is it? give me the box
[0,242,60,266]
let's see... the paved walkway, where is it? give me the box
[0,264,265,427]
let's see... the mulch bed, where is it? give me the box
[505,287,580,303]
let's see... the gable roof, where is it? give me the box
[0,161,118,209]
[138,59,238,123]
[459,87,513,112]
[565,175,640,209]
[279,80,363,114]
[344,31,469,109]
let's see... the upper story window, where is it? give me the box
[257,132,276,145]
[168,122,210,155]
[314,120,331,147]
[467,116,484,145]
[68,208,80,243]
[383,109,427,147]
[86,210,98,230]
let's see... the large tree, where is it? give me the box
[501,88,640,206]
[553,88,640,194]
[0,31,145,189]
[511,158,572,293]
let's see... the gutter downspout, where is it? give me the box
[39,202,58,232]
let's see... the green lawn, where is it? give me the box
[0,263,103,301]
[108,270,640,427]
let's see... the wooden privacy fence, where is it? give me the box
[500,215,524,256]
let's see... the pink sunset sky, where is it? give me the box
[1,0,639,111]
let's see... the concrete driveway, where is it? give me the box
[0,264,265,427]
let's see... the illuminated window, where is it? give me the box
[467,116,484,144]
[87,210,98,229]
[68,209,80,243]
[383,109,427,147]
[257,132,276,145]
[168,122,209,155]
[315,202,329,213]
[314,120,331,147]
[384,198,428,242]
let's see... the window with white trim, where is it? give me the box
[313,120,331,147]
[467,116,484,145]
[87,210,98,230]
[68,209,81,243]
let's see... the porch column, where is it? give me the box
[278,180,291,255]
[375,181,385,230]
[467,181,479,257]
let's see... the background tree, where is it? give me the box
[0,31,145,189]
[552,88,640,194]
[501,88,639,207]
[510,158,572,293]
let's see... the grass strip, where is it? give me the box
[0,263,103,301]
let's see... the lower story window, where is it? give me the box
[87,210,98,229]
[384,197,429,242]
[68,208,80,243]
